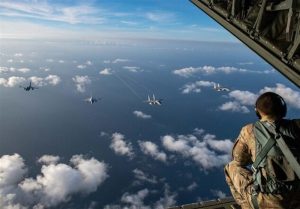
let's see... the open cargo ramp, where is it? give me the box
[190,0,300,87]
[168,197,241,209]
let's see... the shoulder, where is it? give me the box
[239,123,255,140]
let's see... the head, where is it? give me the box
[255,92,287,120]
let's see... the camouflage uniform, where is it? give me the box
[225,120,300,209]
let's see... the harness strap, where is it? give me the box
[251,122,277,209]
[251,194,260,209]
[252,123,276,170]
[258,122,300,179]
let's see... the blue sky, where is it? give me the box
[0,0,235,41]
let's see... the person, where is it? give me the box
[224,92,300,209]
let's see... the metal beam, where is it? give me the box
[190,0,300,88]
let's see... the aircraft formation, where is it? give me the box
[20,81,230,106]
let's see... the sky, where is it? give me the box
[0,0,234,41]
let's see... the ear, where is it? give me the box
[255,108,262,119]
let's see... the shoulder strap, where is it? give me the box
[254,121,300,179]
[252,122,276,170]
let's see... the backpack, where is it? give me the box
[252,120,300,195]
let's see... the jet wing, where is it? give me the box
[190,0,300,87]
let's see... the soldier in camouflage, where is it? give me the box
[225,92,300,209]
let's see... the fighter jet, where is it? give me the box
[145,94,163,105]
[20,81,38,91]
[84,96,101,104]
[213,83,230,92]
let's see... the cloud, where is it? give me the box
[86,60,93,65]
[104,184,176,209]
[72,75,91,93]
[211,189,227,199]
[218,89,257,113]
[228,90,258,105]
[238,62,254,65]
[133,111,152,119]
[0,154,108,209]
[132,169,157,184]
[110,133,134,158]
[18,68,31,73]
[187,182,198,191]
[45,75,61,86]
[218,101,250,113]
[145,12,175,23]
[0,1,104,25]
[46,59,54,62]
[181,80,214,94]
[99,68,113,75]
[219,83,300,114]
[139,141,167,162]
[123,66,141,73]
[173,66,273,77]
[14,53,23,57]
[260,83,300,109]
[0,67,30,73]
[112,59,129,64]
[0,67,13,73]
[30,76,46,86]
[161,129,233,170]
[30,75,61,87]
[0,76,26,87]
[77,65,87,69]
[121,21,138,26]
[38,155,60,165]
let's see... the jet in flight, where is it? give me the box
[84,96,101,104]
[213,83,230,92]
[145,94,163,105]
[20,81,38,91]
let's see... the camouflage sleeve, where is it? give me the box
[232,126,253,166]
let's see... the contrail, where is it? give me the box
[113,73,142,101]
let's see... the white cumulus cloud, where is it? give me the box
[0,76,26,87]
[0,154,108,209]
[77,65,87,69]
[218,101,250,113]
[173,65,273,77]
[72,75,91,93]
[110,133,134,158]
[132,169,158,184]
[228,90,258,105]
[104,184,176,209]
[123,66,141,73]
[161,129,233,170]
[45,75,61,86]
[139,141,167,162]
[30,75,61,87]
[38,155,60,165]
[181,80,215,94]
[133,111,152,119]
[99,68,112,75]
[112,59,129,64]
[18,68,31,73]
